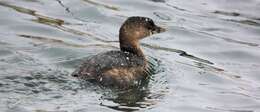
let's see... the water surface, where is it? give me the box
[0,0,260,112]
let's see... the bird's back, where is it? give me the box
[72,51,148,88]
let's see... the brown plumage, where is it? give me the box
[72,16,165,89]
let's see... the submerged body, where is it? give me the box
[72,51,148,88]
[72,16,165,89]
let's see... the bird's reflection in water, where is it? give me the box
[100,86,157,111]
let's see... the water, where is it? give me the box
[0,0,260,112]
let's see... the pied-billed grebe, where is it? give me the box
[72,16,165,89]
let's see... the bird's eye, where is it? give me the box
[147,21,155,30]
[148,20,155,26]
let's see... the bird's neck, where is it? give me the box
[120,38,144,57]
